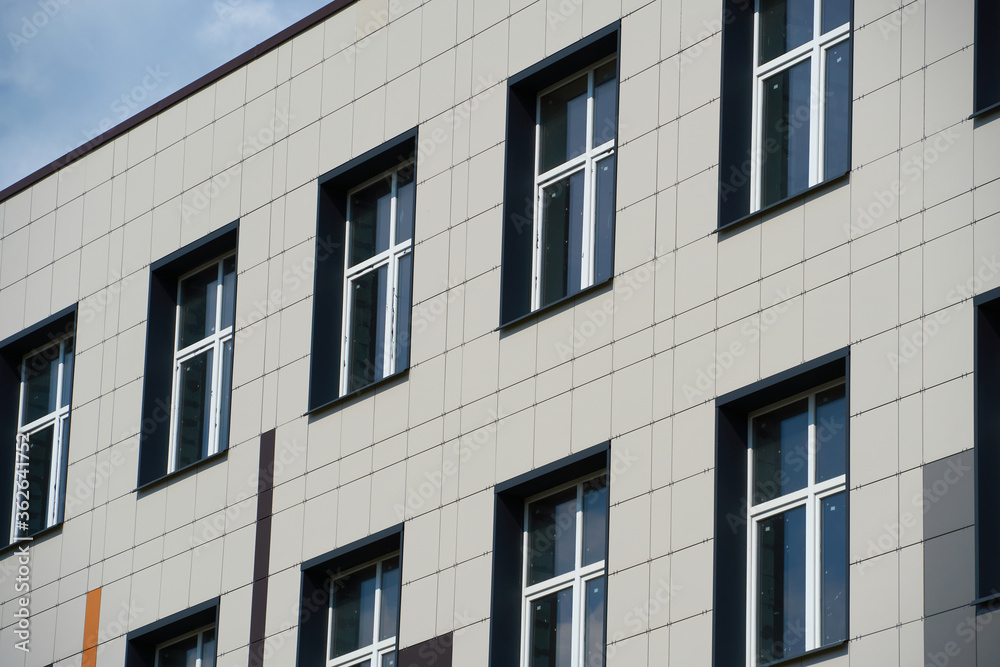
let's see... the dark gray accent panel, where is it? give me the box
[924,606,979,667]
[924,451,975,541]
[397,632,453,667]
[925,527,975,618]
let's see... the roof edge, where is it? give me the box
[0,0,356,204]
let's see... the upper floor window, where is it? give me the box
[499,25,619,326]
[747,380,847,664]
[341,163,414,395]
[12,335,74,540]
[521,474,608,667]
[974,0,1000,115]
[532,59,616,310]
[170,255,235,473]
[155,624,217,667]
[328,553,401,667]
[718,1,851,227]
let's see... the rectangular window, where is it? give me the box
[500,25,619,326]
[138,223,238,488]
[0,306,76,546]
[533,59,616,311]
[170,255,236,473]
[719,1,851,227]
[341,163,414,395]
[747,381,847,664]
[522,474,607,667]
[975,291,1000,603]
[974,0,1000,115]
[309,131,417,412]
[155,624,217,667]
[327,553,401,667]
[12,335,74,540]
[713,350,848,667]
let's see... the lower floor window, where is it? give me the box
[155,625,216,667]
[328,553,401,667]
[522,474,608,667]
[748,381,847,664]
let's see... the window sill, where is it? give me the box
[717,171,851,233]
[136,449,229,495]
[305,368,409,418]
[0,522,62,556]
[497,277,614,333]
[971,592,1000,607]
[970,100,1000,121]
[759,640,848,667]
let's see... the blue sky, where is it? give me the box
[0,0,331,191]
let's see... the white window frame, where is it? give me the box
[326,552,401,667]
[167,254,236,473]
[749,0,850,212]
[531,56,617,311]
[10,335,73,541]
[339,161,414,397]
[519,472,607,667]
[153,623,216,667]
[745,379,847,667]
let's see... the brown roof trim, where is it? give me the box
[0,0,356,204]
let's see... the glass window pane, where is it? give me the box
[752,398,809,504]
[593,156,615,287]
[60,338,74,408]
[759,0,814,64]
[201,628,217,667]
[54,416,70,525]
[816,384,846,482]
[761,59,812,207]
[529,587,574,667]
[540,74,588,173]
[350,178,393,266]
[395,253,412,372]
[395,166,415,244]
[331,564,378,658]
[821,492,847,646]
[528,487,577,585]
[539,170,586,308]
[175,349,213,469]
[592,61,617,147]
[156,634,199,667]
[381,654,395,667]
[21,345,59,424]
[756,506,807,664]
[16,425,54,537]
[348,266,387,392]
[823,41,851,180]
[178,264,220,348]
[222,256,236,329]
[582,475,608,566]
[584,577,606,667]
[821,0,850,33]
[217,339,234,452]
[379,556,401,641]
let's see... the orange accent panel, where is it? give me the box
[82,587,102,667]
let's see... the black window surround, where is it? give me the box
[490,442,610,667]
[713,347,850,667]
[137,221,239,489]
[718,0,854,230]
[499,22,620,327]
[973,0,1000,118]
[308,129,417,413]
[0,305,77,548]
[297,524,404,667]
[125,597,219,667]
[974,287,1000,604]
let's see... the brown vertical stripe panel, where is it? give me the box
[81,587,102,667]
[249,429,276,667]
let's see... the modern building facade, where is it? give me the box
[0,0,999,666]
